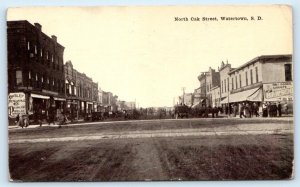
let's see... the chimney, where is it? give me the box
[51,35,57,42]
[34,23,42,31]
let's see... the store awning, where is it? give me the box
[31,93,50,99]
[247,88,262,102]
[228,87,262,103]
[54,97,66,101]
[220,97,228,104]
[191,102,200,108]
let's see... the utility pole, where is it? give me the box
[173,97,175,106]
[181,87,186,105]
[200,72,209,107]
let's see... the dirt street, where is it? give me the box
[9,118,294,181]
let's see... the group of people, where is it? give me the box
[15,105,70,128]
[262,102,285,117]
[223,102,286,118]
[237,102,259,118]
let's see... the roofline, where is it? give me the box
[229,54,292,74]
[7,20,65,49]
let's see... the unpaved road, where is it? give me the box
[9,118,294,181]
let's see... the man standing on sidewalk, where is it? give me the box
[278,102,282,117]
[239,103,246,118]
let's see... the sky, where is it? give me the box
[7,5,292,107]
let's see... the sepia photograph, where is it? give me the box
[7,5,294,181]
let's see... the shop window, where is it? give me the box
[285,64,292,81]
[16,70,22,86]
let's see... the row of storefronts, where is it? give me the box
[181,54,293,115]
[7,20,120,123]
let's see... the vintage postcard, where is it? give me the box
[7,5,293,181]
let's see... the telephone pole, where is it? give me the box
[181,87,186,105]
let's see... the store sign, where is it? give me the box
[8,92,26,118]
[263,82,293,102]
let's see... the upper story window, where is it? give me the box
[221,80,223,93]
[255,67,259,83]
[231,77,234,90]
[224,79,226,92]
[46,51,49,60]
[227,77,229,91]
[27,41,30,51]
[250,69,253,84]
[239,74,242,88]
[34,45,37,54]
[40,48,43,57]
[235,76,238,89]
[245,71,248,86]
[285,64,292,81]
[16,70,22,86]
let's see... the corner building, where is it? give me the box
[220,54,293,114]
[8,21,65,121]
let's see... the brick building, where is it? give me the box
[197,67,220,107]
[64,61,99,119]
[8,20,65,120]
[220,54,293,114]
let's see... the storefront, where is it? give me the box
[263,82,293,114]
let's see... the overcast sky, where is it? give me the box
[7,5,292,107]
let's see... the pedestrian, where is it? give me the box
[278,102,282,117]
[273,104,278,117]
[48,106,56,125]
[285,103,289,115]
[225,105,228,115]
[36,106,43,127]
[239,103,246,118]
[268,104,271,117]
[245,103,250,118]
[253,102,259,117]
[248,103,253,118]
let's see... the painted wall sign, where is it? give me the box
[8,92,26,118]
[263,82,293,102]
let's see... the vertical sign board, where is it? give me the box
[263,82,293,102]
[8,92,26,118]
